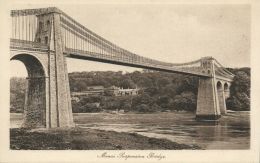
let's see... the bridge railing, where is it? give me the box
[10,38,48,50]
[11,11,39,43]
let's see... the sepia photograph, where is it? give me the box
[1,0,260,162]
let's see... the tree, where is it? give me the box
[132,93,153,107]
[172,92,197,112]
[230,71,250,97]
[10,77,26,113]
[176,76,199,95]
[226,93,250,111]
[226,69,250,111]
[119,79,136,89]
[135,104,155,113]
[157,77,170,88]
[144,87,159,97]
[156,95,172,108]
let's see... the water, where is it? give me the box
[10,111,250,149]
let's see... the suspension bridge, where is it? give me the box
[10,7,234,128]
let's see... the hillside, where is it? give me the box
[10,68,250,113]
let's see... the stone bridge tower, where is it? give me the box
[11,10,74,128]
[196,57,221,120]
[195,57,232,120]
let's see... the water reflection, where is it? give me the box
[75,112,250,149]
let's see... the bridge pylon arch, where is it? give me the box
[10,10,75,128]
[11,53,47,127]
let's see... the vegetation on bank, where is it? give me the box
[10,128,201,150]
[10,77,26,113]
[226,68,250,111]
[10,68,250,113]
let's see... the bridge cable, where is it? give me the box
[29,16,31,41]
[18,12,20,40]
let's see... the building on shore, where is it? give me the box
[71,85,139,99]
[71,85,105,98]
[105,86,139,96]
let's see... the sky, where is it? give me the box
[10,4,250,77]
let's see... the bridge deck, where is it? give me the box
[10,39,211,77]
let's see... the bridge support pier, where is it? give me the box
[196,77,221,120]
[21,11,74,128]
[45,13,74,128]
[22,77,46,128]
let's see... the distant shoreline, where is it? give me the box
[10,109,250,115]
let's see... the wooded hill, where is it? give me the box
[10,68,250,113]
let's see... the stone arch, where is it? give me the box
[224,82,230,99]
[224,83,229,91]
[11,53,46,77]
[217,81,222,91]
[39,21,43,31]
[46,20,50,27]
[216,81,226,114]
[11,53,47,128]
